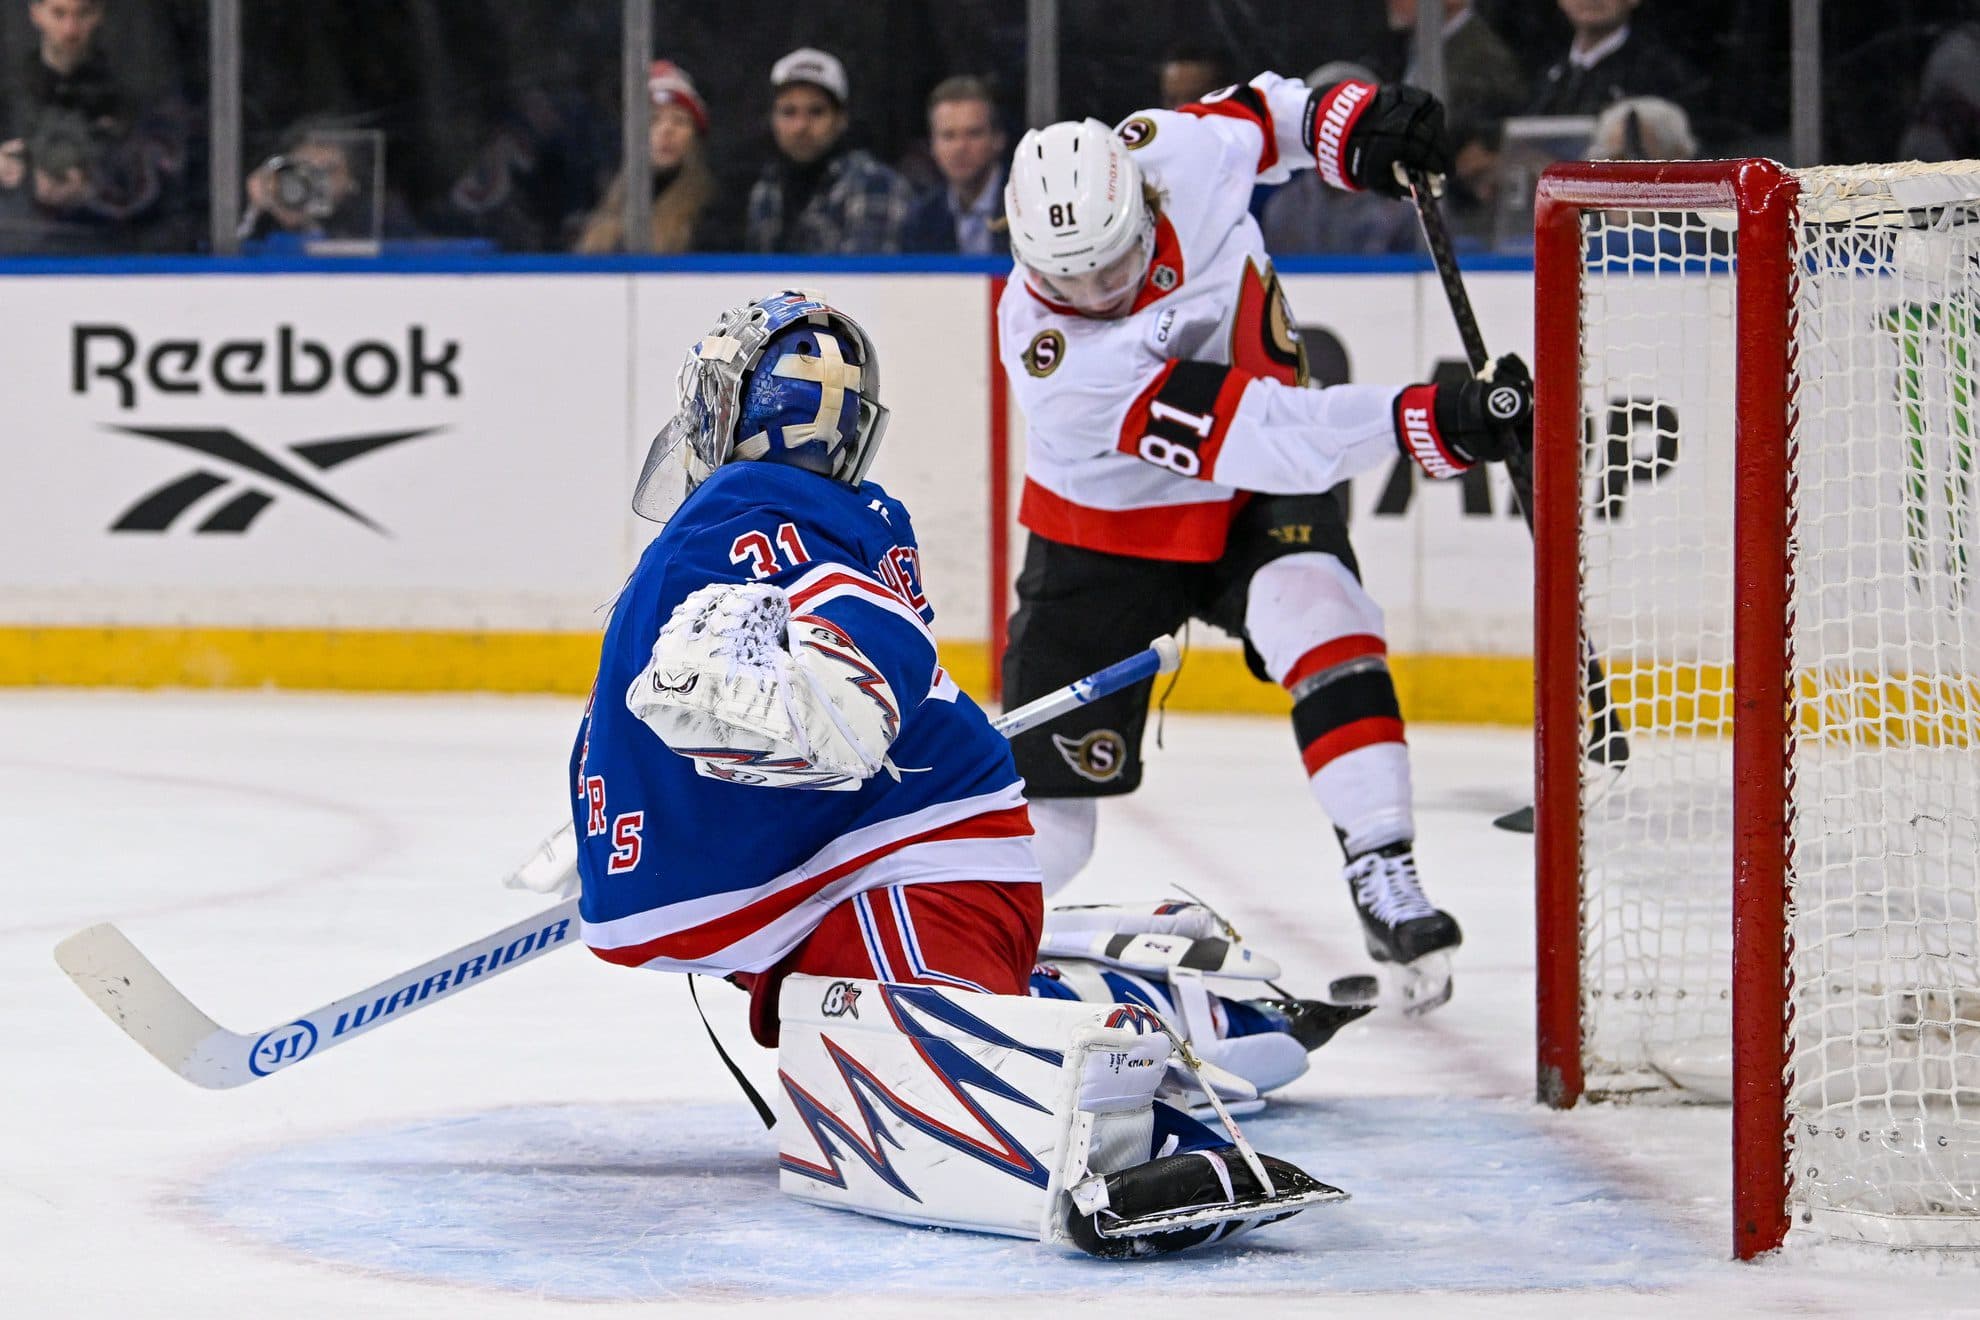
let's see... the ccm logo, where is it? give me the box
[1402,405,1464,479]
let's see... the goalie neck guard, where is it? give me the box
[633,290,891,524]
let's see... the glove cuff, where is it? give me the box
[1395,383,1475,478]
[1304,80,1379,192]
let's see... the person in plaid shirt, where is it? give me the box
[744,48,914,255]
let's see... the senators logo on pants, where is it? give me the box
[1052,728,1126,783]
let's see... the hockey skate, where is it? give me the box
[1343,841,1461,1017]
[1065,1144,1345,1259]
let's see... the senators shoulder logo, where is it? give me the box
[1118,116,1157,149]
[1023,329,1066,378]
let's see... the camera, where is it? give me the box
[26,109,98,179]
[266,154,338,220]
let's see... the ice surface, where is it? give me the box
[188,1098,1695,1300]
[4,691,1977,1317]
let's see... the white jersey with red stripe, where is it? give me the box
[998,72,1403,562]
[571,461,1035,977]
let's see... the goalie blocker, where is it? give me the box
[775,974,1342,1257]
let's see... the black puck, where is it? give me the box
[1329,974,1380,1004]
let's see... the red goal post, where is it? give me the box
[1533,158,1980,1259]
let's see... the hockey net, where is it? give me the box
[1533,159,1980,1258]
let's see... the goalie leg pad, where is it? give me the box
[774,974,1167,1243]
[776,975,1342,1256]
[1032,961,1316,1097]
[1039,899,1283,980]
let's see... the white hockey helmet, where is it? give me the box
[1005,118,1155,316]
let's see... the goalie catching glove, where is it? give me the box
[1391,353,1534,479]
[626,582,902,789]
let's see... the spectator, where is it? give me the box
[1900,20,1980,163]
[1526,0,1706,123]
[743,47,915,255]
[1387,0,1525,132]
[572,61,715,254]
[1157,41,1234,109]
[1583,96,1720,262]
[239,126,417,247]
[442,81,619,253]
[7,0,129,138]
[1473,0,1568,78]
[901,76,1008,256]
[1382,3,1523,249]
[0,0,193,252]
[1586,94,1696,161]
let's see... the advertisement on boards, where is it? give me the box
[0,275,629,631]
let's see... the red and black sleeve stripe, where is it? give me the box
[1117,360,1253,481]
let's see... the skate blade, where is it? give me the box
[1089,1184,1350,1239]
[1380,952,1453,1018]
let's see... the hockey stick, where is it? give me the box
[54,634,1185,1089]
[1404,167,1628,834]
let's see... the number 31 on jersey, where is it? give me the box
[730,522,812,579]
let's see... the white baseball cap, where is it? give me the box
[770,47,849,105]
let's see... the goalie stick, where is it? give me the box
[54,633,1185,1089]
[1404,167,1629,835]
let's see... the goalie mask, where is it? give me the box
[633,291,890,524]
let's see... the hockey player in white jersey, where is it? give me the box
[997,75,1534,1013]
[572,289,1352,1256]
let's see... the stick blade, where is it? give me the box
[54,924,245,1088]
[1492,804,1535,834]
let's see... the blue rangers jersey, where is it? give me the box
[571,461,1036,976]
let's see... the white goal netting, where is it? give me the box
[1572,162,1980,1246]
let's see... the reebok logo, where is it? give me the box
[1311,80,1374,191]
[107,425,439,534]
[73,324,462,410]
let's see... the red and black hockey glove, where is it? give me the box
[1305,80,1454,198]
[1393,354,1534,478]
